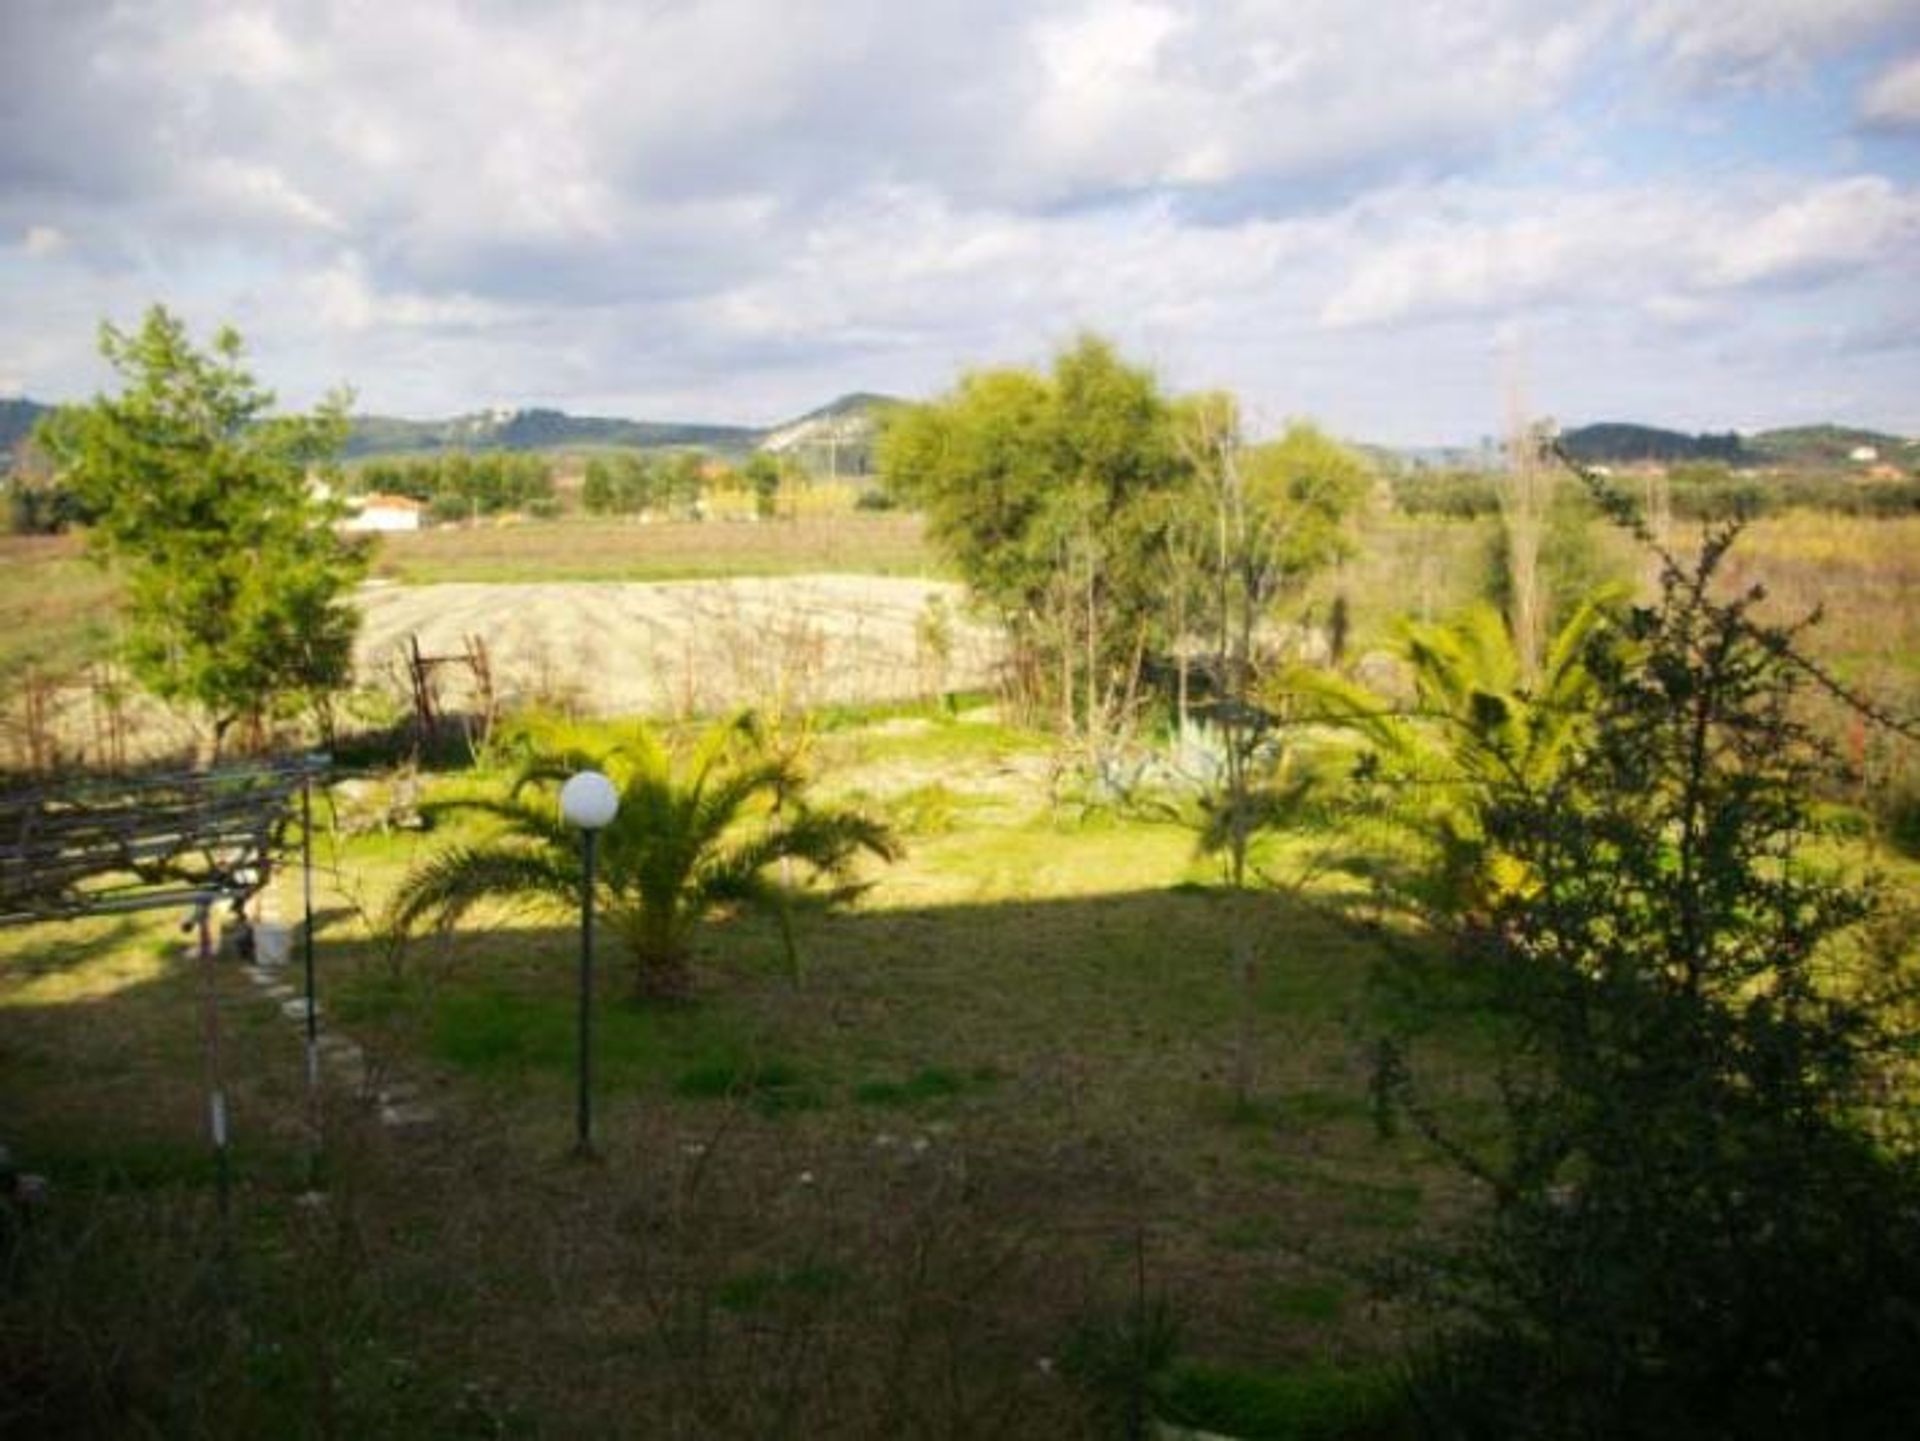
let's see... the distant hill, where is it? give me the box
[344,407,762,458]
[1559,423,1748,466]
[17,386,1905,476]
[0,398,50,460]
[1558,420,1915,469]
[1746,424,1914,468]
[340,393,904,464]
[6,391,906,471]
[758,392,902,476]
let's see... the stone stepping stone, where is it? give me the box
[379,1101,438,1129]
[280,997,320,1022]
[317,1039,366,1084]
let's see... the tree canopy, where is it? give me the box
[38,306,368,754]
[881,335,1367,734]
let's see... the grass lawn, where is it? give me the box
[1,709,1484,1437]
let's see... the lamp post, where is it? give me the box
[560,770,619,1158]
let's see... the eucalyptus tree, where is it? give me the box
[881,335,1189,737]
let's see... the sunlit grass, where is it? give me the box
[0,914,172,1006]
[370,512,940,584]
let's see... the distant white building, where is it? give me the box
[1850,445,1880,463]
[343,493,426,532]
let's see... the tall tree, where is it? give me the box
[880,335,1189,733]
[39,306,367,756]
[743,452,783,519]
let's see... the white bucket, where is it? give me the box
[255,921,293,968]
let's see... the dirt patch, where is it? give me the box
[354,574,1002,717]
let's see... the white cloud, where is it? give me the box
[192,158,342,233]
[3,1,1918,438]
[1321,176,1920,329]
[999,0,1606,203]
[293,253,503,335]
[1641,293,1723,330]
[1629,0,1915,86]
[1704,176,1920,286]
[1860,53,1920,128]
[690,183,1340,366]
[185,7,306,84]
[22,225,66,258]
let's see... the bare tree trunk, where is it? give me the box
[1058,603,1075,738]
[1083,545,1100,753]
[1643,470,1671,598]
[1500,416,1552,683]
[1174,589,1190,742]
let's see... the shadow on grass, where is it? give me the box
[2,882,1454,1439]
[297,883,1410,1105]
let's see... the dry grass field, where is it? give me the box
[0,534,118,686]
[354,574,1001,718]
[370,512,939,584]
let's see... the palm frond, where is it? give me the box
[1278,664,1424,766]
[688,754,796,843]
[390,708,897,996]
[431,792,575,851]
[696,808,899,907]
[386,842,577,935]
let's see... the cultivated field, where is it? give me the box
[355,574,1002,718]
[10,511,1916,770]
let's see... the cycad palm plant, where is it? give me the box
[389,713,898,999]
[1286,591,1620,911]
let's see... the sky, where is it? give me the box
[2,0,1918,445]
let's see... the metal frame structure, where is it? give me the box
[1,754,330,1207]
[0,757,322,923]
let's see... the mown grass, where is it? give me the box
[1,712,1460,1436]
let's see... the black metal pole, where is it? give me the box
[576,828,597,1157]
[194,897,231,1224]
[302,770,318,1091]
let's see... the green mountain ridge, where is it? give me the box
[8,388,1911,472]
[344,408,764,458]
[0,398,50,458]
[1559,420,1914,468]
[343,393,905,459]
[4,393,909,469]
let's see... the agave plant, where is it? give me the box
[388,712,898,999]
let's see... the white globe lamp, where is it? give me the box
[560,770,619,831]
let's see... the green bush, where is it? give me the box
[1379,531,1920,1439]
